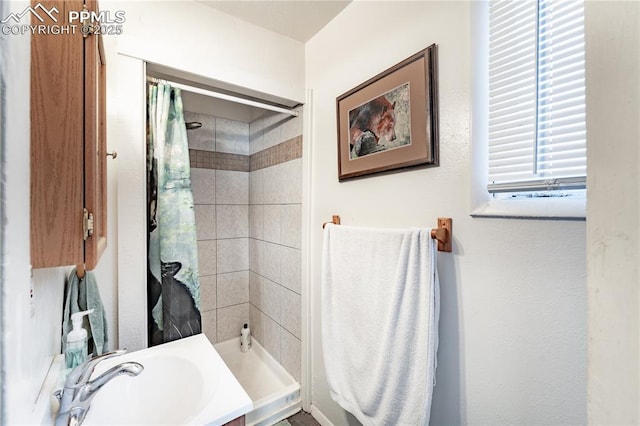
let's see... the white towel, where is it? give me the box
[321,224,439,426]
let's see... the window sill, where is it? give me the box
[471,196,586,220]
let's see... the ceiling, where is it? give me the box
[196,0,351,42]
[167,1,352,120]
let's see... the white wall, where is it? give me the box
[100,0,306,350]
[1,2,69,423]
[105,1,305,104]
[1,4,64,425]
[585,1,640,423]
[2,4,34,421]
[1,0,120,422]
[306,2,586,424]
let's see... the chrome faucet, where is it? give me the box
[54,350,144,426]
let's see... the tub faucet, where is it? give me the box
[54,350,144,426]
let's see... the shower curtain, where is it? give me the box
[147,82,201,346]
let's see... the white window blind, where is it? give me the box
[488,0,586,193]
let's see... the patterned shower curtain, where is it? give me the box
[147,82,201,346]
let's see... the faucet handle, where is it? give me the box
[67,349,127,387]
[57,349,129,420]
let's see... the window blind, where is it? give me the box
[488,0,586,193]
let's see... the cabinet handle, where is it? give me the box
[106,151,118,159]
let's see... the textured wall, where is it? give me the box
[306,2,586,425]
[185,107,304,382]
[185,110,251,345]
[585,1,640,422]
[249,109,304,381]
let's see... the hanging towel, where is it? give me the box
[62,267,109,356]
[321,224,439,426]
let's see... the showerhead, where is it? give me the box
[185,121,202,130]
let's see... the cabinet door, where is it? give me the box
[30,0,85,268]
[30,0,107,270]
[84,0,107,270]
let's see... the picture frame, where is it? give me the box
[336,44,439,181]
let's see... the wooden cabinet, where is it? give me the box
[224,415,246,426]
[30,0,107,270]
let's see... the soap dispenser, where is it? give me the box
[66,309,94,371]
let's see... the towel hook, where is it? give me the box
[76,264,86,279]
[431,218,452,252]
[322,215,341,229]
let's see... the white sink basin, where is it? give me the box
[80,334,252,425]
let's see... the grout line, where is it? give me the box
[215,301,250,310]
[248,270,301,296]
[247,236,302,250]
[248,302,301,341]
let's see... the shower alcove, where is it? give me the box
[179,75,304,425]
[119,62,306,426]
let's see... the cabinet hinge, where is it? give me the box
[83,208,94,240]
[81,5,94,38]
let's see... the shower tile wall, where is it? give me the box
[186,111,250,345]
[249,108,303,382]
[186,106,303,383]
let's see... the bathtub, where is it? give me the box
[215,337,301,426]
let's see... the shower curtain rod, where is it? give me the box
[147,77,299,117]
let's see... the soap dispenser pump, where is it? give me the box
[66,309,94,371]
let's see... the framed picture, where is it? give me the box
[336,44,439,181]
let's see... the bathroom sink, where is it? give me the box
[79,334,252,425]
